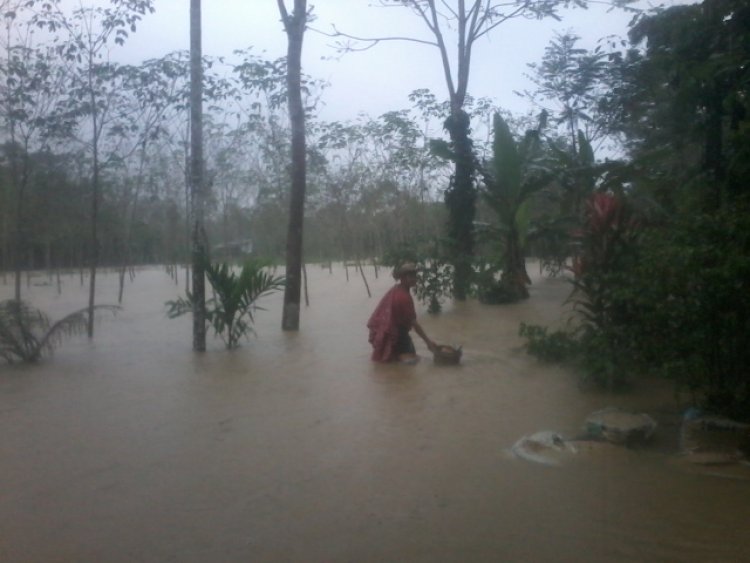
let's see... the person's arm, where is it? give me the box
[412,320,436,351]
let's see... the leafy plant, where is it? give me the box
[166,259,285,349]
[615,206,750,418]
[0,300,119,364]
[416,254,454,314]
[475,111,554,301]
[519,322,578,362]
[566,192,640,389]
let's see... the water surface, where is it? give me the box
[1,265,748,562]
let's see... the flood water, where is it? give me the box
[1,263,749,562]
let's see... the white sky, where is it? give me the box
[118,0,674,123]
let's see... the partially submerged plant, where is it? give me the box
[519,322,578,363]
[166,259,285,349]
[0,300,120,363]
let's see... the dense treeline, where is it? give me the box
[519,0,750,418]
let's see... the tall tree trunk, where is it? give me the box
[444,107,476,300]
[86,56,100,338]
[184,138,191,294]
[503,226,530,299]
[278,0,308,331]
[190,0,207,351]
[11,148,22,302]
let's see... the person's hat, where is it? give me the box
[393,262,418,279]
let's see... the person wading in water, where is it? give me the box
[367,262,437,363]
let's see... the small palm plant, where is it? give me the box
[167,259,285,349]
[0,300,119,363]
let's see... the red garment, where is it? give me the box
[367,284,416,362]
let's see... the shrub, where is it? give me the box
[519,323,578,362]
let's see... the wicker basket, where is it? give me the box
[433,344,462,365]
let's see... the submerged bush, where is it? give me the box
[519,323,578,362]
[0,300,119,364]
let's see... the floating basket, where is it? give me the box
[433,344,462,365]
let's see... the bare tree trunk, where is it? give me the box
[118,143,148,305]
[278,0,308,331]
[9,142,30,302]
[184,128,191,294]
[356,257,371,298]
[302,262,309,307]
[118,267,126,304]
[190,0,207,351]
[86,56,101,338]
[86,156,99,336]
[12,191,22,301]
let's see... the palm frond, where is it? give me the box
[0,300,120,363]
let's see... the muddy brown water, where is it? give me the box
[1,264,749,562]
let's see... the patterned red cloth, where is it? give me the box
[367,284,416,362]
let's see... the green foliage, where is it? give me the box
[476,111,553,301]
[519,323,578,362]
[523,32,610,150]
[0,300,119,363]
[416,252,453,314]
[609,204,750,418]
[166,259,285,349]
[566,192,640,388]
[525,190,750,415]
[477,277,525,305]
[526,214,578,277]
[606,0,750,210]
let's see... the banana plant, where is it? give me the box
[167,259,285,349]
[477,112,554,299]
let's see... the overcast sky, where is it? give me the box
[118,1,675,123]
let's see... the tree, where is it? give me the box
[523,32,610,155]
[605,0,750,211]
[0,3,65,300]
[277,0,309,331]
[28,0,155,337]
[330,0,611,299]
[189,0,207,351]
[109,59,191,303]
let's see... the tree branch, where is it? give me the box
[276,0,289,24]
[321,24,438,50]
